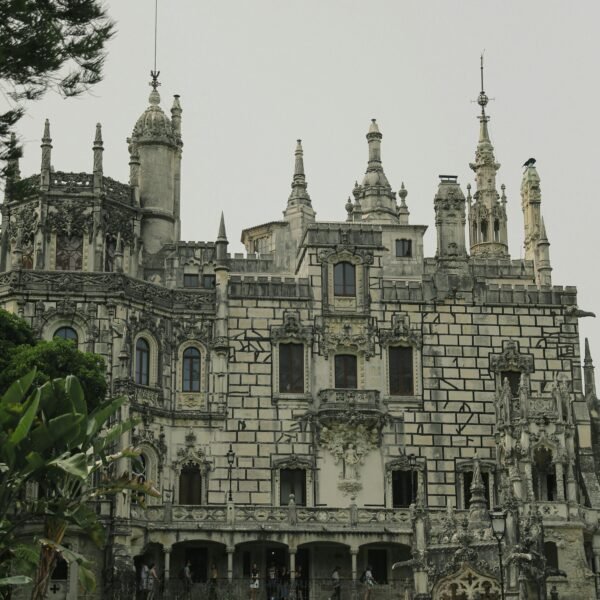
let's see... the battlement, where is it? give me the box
[228,275,311,299]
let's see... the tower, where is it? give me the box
[352,119,399,223]
[129,74,182,254]
[468,57,509,257]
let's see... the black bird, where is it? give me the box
[522,157,536,168]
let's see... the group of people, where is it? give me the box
[139,562,160,600]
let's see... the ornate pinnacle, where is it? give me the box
[150,70,161,91]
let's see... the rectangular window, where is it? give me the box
[279,343,304,393]
[202,274,216,289]
[367,549,388,584]
[392,470,417,508]
[335,354,357,388]
[389,346,414,395]
[280,469,306,506]
[334,262,356,296]
[183,274,200,288]
[463,470,490,508]
[396,239,412,257]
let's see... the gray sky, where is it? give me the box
[9,0,600,353]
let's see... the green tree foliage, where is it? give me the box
[0,338,107,409]
[0,372,158,599]
[0,309,107,408]
[0,0,114,174]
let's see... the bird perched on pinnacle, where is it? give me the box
[523,157,536,168]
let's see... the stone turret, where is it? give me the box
[521,164,552,287]
[284,139,315,242]
[93,123,104,194]
[352,119,399,223]
[130,76,182,254]
[434,175,468,262]
[215,212,229,268]
[468,58,508,257]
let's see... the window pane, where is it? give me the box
[280,469,306,506]
[279,343,304,393]
[54,326,78,343]
[335,354,357,388]
[334,262,356,297]
[392,470,416,508]
[389,346,413,395]
[202,275,216,289]
[396,239,412,257]
[183,274,199,288]
[183,347,201,392]
[136,338,150,386]
[180,465,202,505]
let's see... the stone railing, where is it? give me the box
[318,388,380,406]
[114,380,164,407]
[129,503,412,530]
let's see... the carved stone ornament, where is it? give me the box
[102,203,135,243]
[8,203,38,241]
[319,422,378,496]
[316,245,374,266]
[172,434,212,475]
[272,454,314,471]
[271,310,313,343]
[379,313,422,348]
[489,339,534,374]
[318,317,375,359]
[432,562,500,600]
[173,317,213,344]
[46,199,93,238]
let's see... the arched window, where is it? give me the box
[480,220,488,242]
[135,338,150,386]
[333,262,356,297]
[533,447,557,501]
[182,347,201,392]
[179,464,202,505]
[54,326,78,344]
[544,541,559,571]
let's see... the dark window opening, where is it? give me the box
[494,219,500,242]
[202,274,216,289]
[182,347,201,392]
[104,236,116,272]
[392,470,417,508]
[51,556,68,581]
[501,371,521,397]
[183,274,199,288]
[389,346,414,395]
[481,220,488,242]
[242,551,251,577]
[544,542,559,571]
[533,448,557,501]
[335,354,357,389]
[179,463,202,505]
[135,338,150,386]
[280,468,306,506]
[463,470,490,508]
[54,326,78,344]
[396,239,412,258]
[56,234,83,271]
[279,343,304,393]
[333,262,356,297]
[367,549,388,584]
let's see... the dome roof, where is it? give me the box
[132,89,176,144]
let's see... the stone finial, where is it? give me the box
[93,123,104,192]
[171,94,182,137]
[584,338,597,400]
[217,211,228,243]
[287,139,311,208]
[468,453,489,527]
[40,118,52,191]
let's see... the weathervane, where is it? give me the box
[474,52,493,119]
[149,0,161,90]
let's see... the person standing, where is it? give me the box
[208,563,218,600]
[183,561,193,599]
[267,562,278,600]
[147,563,160,600]
[363,566,376,600]
[278,566,290,600]
[330,566,341,600]
[250,563,260,600]
[140,563,150,600]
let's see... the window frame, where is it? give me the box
[182,347,201,392]
[183,273,200,288]
[179,463,203,505]
[388,345,414,396]
[278,342,305,394]
[333,262,356,297]
[54,326,78,344]
[55,233,83,271]
[395,238,413,258]
[279,468,307,506]
[135,337,150,386]
[335,354,358,389]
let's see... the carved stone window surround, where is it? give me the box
[455,459,496,509]
[133,332,159,388]
[271,455,315,507]
[176,340,208,411]
[172,441,212,505]
[384,457,426,509]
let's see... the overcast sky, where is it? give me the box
[8,1,600,353]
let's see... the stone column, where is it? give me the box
[227,546,234,582]
[592,542,600,599]
[350,548,358,600]
[555,463,565,501]
[289,548,296,581]
[566,462,578,503]
[164,547,171,583]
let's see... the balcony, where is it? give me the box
[316,389,387,428]
[129,503,412,532]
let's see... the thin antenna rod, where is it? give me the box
[154,0,158,73]
[480,52,485,92]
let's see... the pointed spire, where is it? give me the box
[584,338,596,399]
[468,56,508,258]
[171,94,182,137]
[40,119,52,192]
[287,139,312,208]
[539,216,549,243]
[468,453,489,527]
[93,123,104,193]
[217,211,227,242]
